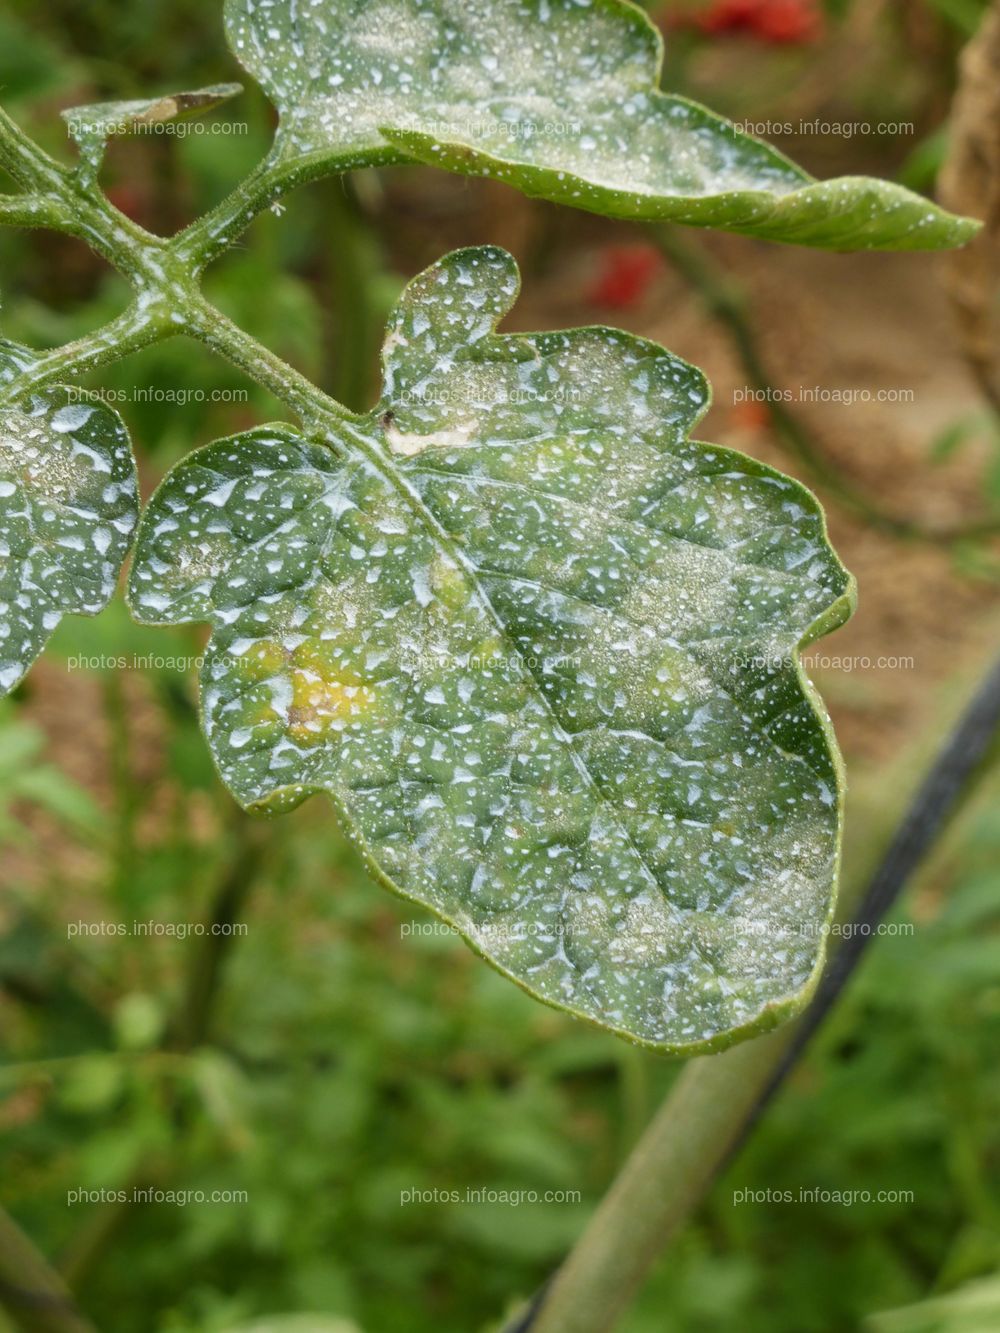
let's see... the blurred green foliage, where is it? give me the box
[1,2,1000,1331]
[4,597,1000,1332]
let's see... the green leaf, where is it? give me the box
[0,345,138,695]
[225,0,977,250]
[129,245,855,1053]
[61,82,242,177]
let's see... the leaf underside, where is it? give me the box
[130,246,855,1052]
[0,344,138,695]
[225,0,978,250]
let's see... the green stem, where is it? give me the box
[0,105,170,281]
[0,104,362,423]
[169,145,387,274]
[173,812,267,1050]
[167,148,292,273]
[0,1206,96,1333]
[0,105,69,197]
[530,1033,792,1333]
[0,304,175,403]
[183,294,351,427]
[0,194,72,229]
[102,672,138,918]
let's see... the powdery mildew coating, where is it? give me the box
[225,0,976,249]
[129,247,854,1052]
[0,345,138,695]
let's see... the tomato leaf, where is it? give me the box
[129,246,854,1052]
[0,345,138,695]
[225,0,977,250]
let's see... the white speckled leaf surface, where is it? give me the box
[0,343,139,695]
[225,0,977,250]
[129,247,855,1052]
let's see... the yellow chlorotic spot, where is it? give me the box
[287,670,376,744]
[240,639,288,681]
[469,635,505,669]
[430,556,470,611]
[236,639,377,744]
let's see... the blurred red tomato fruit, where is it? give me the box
[681,0,823,45]
[588,244,663,309]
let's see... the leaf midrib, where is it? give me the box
[331,409,669,899]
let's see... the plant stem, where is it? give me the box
[526,1032,792,1333]
[0,1206,96,1333]
[0,105,169,280]
[166,148,293,273]
[169,145,387,274]
[101,672,139,918]
[743,649,1000,1127]
[0,104,364,425]
[183,294,351,427]
[526,649,1000,1333]
[173,812,267,1050]
[0,195,72,229]
[0,106,70,198]
[939,0,1000,417]
[0,304,173,403]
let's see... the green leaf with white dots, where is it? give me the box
[0,345,139,695]
[225,0,978,250]
[129,245,855,1053]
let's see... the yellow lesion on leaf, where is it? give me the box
[430,555,470,611]
[236,637,377,746]
[287,671,376,744]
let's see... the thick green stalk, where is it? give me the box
[531,1031,792,1333]
[0,105,170,281]
[0,1206,96,1333]
[0,304,175,404]
[168,145,384,274]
